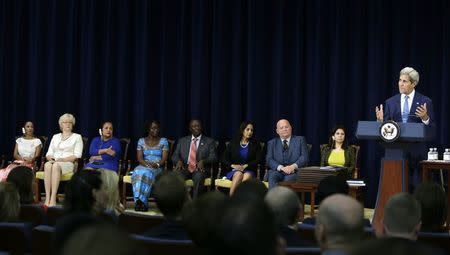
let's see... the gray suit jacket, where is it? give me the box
[171,135,217,166]
[266,135,309,171]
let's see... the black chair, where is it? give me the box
[285,247,321,255]
[418,231,450,252]
[130,234,199,255]
[0,222,33,254]
[118,212,165,234]
[45,206,65,226]
[117,138,131,177]
[32,225,55,255]
[19,204,46,226]
[297,223,317,245]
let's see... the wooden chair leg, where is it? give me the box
[35,179,41,203]
[33,179,40,203]
[122,182,127,209]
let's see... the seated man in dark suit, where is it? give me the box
[265,186,310,247]
[375,67,435,189]
[266,119,309,188]
[142,172,190,240]
[172,119,217,198]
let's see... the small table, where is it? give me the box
[420,160,450,225]
[279,181,362,217]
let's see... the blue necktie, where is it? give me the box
[402,95,409,123]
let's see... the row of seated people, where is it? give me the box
[0,168,448,254]
[0,114,358,211]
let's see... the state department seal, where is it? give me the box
[379,120,400,142]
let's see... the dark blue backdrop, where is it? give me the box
[1,0,449,207]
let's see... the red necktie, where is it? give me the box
[188,138,198,172]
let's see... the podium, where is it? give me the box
[356,121,434,232]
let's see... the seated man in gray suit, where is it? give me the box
[172,119,217,198]
[267,119,309,188]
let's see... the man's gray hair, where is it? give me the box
[383,193,421,235]
[400,67,420,85]
[316,194,364,245]
[265,186,301,226]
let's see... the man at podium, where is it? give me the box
[374,67,435,189]
[375,67,434,125]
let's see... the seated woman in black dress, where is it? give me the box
[320,125,356,178]
[222,121,263,196]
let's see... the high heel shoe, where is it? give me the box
[134,200,142,211]
[141,202,149,212]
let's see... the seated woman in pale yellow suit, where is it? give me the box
[44,113,83,206]
[320,125,356,178]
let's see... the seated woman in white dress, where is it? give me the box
[44,113,83,206]
[0,121,42,182]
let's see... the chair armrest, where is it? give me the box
[206,162,215,179]
[216,163,222,179]
[124,160,132,175]
[0,155,5,168]
[118,159,130,176]
[38,157,46,172]
[262,164,268,182]
[256,163,261,180]
[74,158,83,173]
[352,167,359,179]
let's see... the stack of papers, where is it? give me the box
[319,166,344,171]
[347,179,366,187]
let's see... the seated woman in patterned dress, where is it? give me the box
[320,125,355,178]
[222,121,263,196]
[132,120,169,211]
[85,121,121,173]
[0,121,42,182]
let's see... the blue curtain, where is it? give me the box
[1,0,449,207]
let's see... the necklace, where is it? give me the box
[61,133,72,141]
[240,141,249,148]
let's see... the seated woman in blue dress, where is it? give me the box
[132,120,169,211]
[320,125,356,178]
[85,121,121,173]
[222,121,263,196]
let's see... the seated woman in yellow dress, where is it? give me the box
[320,126,355,178]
